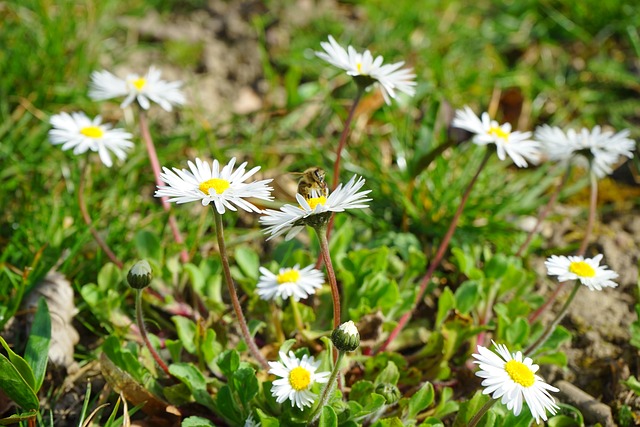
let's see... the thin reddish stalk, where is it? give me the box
[528,172,598,323]
[136,289,171,376]
[213,209,269,370]
[331,90,363,190]
[377,150,492,353]
[314,224,341,330]
[138,111,189,264]
[515,166,571,257]
[78,161,124,269]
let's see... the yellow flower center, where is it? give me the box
[569,261,595,278]
[288,366,311,391]
[356,62,363,74]
[131,77,147,91]
[79,126,104,138]
[276,269,300,284]
[504,360,535,388]
[488,125,510,141]
[306,196,327,210]
[199,178,230,195]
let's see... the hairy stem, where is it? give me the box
[213,209,269,370]
[313,223,341,330]
[78,161,123,269]
[309,351,345,425]
[378,149,492,353]
[528,172,597,323]
[138,110,189,264]
[135,289,171,376]
[332,89,363,190]
[468,398,497,427]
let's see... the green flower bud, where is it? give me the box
[331,320,360,352]
[127,260,152,289]
[375,383,401,404]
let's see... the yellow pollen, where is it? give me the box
[79,126,104,138]
[276,269,300,284]
[131,77,146,91]
[356,62,363,73]
[288,367,311,391]
[199,178,230,195]
[569,261,596,278]
[306,196,327,210]
[488,126,510,141]
[504,360,535,388]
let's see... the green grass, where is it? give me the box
[1,0,639,424]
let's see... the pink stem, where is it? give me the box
[138,111,189,264]
[78,161,124,269]
[377,150,492,353]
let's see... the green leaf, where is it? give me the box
[318,405,337,427]
[419,418,444,427]
[505,317,529,346]
[454,281,481,314]
[436,287,455,327]
[547,415,580,427]
[536,351,568,367]
[134,230,162,262]
[232,367,259,405]
[0,353,39,410]
[234,247,259,280]
[622,376,640,395]
[97,263,122,292]
[172,316,197,355]
[24,298,51,392]
[0,336,35,391]
[216,385,242,425]
[255,408,280,427]
[371,417,404,427]
[375,361,399,385]
[408,382,435,419]
[181,416,215,427]
[169,363,216,411]
[217,350,240,378]
[0,410,38,425]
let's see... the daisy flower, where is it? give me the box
[257,264,324,302]
[472,341,560,423]
[48,111,133,167]
[154,157,273,214]
[452,106,541,167]
[268,351,330,410]
[89,66,185,112]
[535,124,635,178]
[260,175,372,240]
[316,35,416,105]
[545,254,618,291]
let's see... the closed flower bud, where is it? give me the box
[375,383,401,404]
[127,260,152,289]
[331,320,360,352]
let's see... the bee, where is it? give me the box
[294,167,329,199]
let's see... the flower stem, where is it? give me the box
[378,149,492,353]
[468,398,497,427]
[515,165,571,258]
[528,171,597,323]
[78,160,123,269]
[309,351,345,425]
[313,224,341,330]
[138,110,189,264]
[212,209,269,370]
[331,89,363,191]
[135,288,171,376]
[524,282,580,356]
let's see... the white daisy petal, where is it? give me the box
[316,35,416,105]
[535,124,636,178]
[268,351,330,410]
[545,254,618,291]
[260,175,372,240]
[472,341,560,423]
[452,106,540,167]
[48,111,133,167]
[256,264,325,302]
[154,157,273,214]
[89,66,186,112]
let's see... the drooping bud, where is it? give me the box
[375,383,401,404]
[127,260,152,289]
[331,320,360,352]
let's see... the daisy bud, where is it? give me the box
[375,383,401,404]
[331,320,360,352]
[127,260,152,289]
